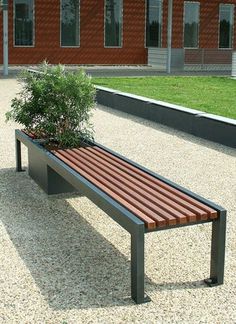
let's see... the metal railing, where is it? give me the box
[185,48,233,68]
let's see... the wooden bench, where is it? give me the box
[15,129,226,304]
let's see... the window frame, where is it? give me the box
[13,0,35,47]
[183,1,200,49]
[104,0,123,48]
[60,0,80,48]
[145,0,163,48]
[218,3,235,50]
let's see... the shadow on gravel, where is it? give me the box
[0,168,208,309]
[98,105,236,158]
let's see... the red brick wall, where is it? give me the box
[168,1,184,48]
[163,0,236,49]
[183,0,236,64]
[185,49,233,64]
[200,0,236,49]
[0,0,236,65]
[0,0,147,65]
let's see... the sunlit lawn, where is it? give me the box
[93,76,236,119]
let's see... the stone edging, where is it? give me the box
[95,86,236,149]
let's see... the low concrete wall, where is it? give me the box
[96,86,236,149]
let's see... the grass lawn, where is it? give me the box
[93,76,236,120]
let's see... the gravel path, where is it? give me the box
[0,77,235,323]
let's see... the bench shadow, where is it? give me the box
[98,105,236,158]
[0,168,209,310]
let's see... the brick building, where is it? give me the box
[0,0,236,71]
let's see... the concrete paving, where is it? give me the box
[0,64,231,78]
[0,78,235,323]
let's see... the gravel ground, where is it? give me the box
[0,77,235,323]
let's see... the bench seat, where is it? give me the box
[15,129,226,304]
[52,145,218,231]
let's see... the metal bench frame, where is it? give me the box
[15,129,226,304]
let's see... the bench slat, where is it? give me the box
[80,147,204,221]
[51,145,218,229]
[53,150,159,229]
[70,148,193,224]
[55,149,174,227]
[64,149,184,225]
[85,147,210,221]
[94,147,218,219]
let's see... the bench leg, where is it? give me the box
[16,138,25,172]
[131,227,150,304]
[205,210,226,286]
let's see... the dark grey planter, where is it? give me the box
[96,86,236,149]
[19,135,76,195]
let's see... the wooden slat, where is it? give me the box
[22,130,36,139]
[85,147,209,220]
[94,147,218,219]
[83,147,208,220]
[56,150,172,227]
[69,148,191,224]
[26,132,217,222]
[78,148,202,222]
[64,149,183,225]
[51,145,218,230]
[53,150,158,229]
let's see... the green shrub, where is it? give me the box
[6,62,96,148]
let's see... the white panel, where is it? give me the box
[232,52,236,77]
[148,48,167,70]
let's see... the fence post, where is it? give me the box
[2,0,8,76]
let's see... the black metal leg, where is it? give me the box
[131,226,150,304]
[205,210,226,286]
[16,138,24,172]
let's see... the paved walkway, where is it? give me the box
[0,78,235,323]
[0,64,231,78]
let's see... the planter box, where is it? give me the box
[96,86,236,149]
[17,133,76,195]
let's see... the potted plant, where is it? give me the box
[6,62,96,194]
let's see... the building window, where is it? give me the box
[146,0,162,47]
[184,2,200,48]
[219,4,234,49]
[14,0,34,46]
[105,0,123,47]
[61,0,80,47]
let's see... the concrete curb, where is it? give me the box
[96,86,236,149]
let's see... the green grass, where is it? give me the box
[93,76,236,119]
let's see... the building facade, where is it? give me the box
[0,0,236,71]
